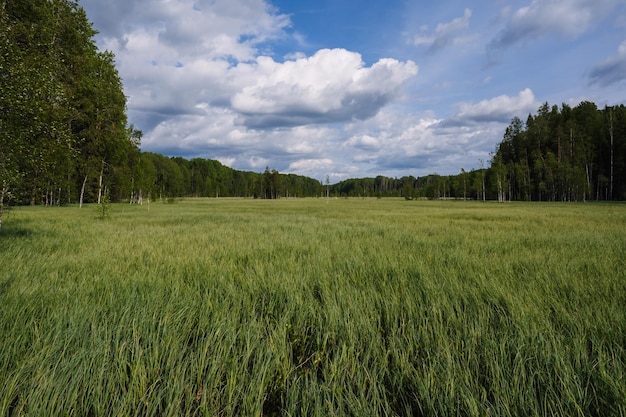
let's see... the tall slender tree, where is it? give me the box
[75,50,128,207]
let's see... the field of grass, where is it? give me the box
[1,198,625,416]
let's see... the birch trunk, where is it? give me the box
[79,174,88,208]
[0,183,6,231]
[97,159,104,204]
[610,110,614,200]
[585,164,591,202]
[482,174,486,201]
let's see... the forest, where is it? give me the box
[1,0,133,214]
[1,0,625,229]
[332,102,626,201]
[0,0,322,217]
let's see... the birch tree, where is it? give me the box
[75,51,127,207]
[0,0,69,222]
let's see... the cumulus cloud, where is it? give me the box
[142,103,341,174]
[332,108,503,178]
[90,1,418,132]
[88,0,293,132]
[588,41,626,86]
[409,8,472,53]
[230,49,418,128]
[287,159,335,179]
[444,88,538,126]
[90,0,290,59]
[489,0,620,50]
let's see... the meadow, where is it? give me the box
[1,198,625,416]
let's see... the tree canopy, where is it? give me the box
[491,102,626,201]
[0,0,135,223]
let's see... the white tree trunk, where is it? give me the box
[0,183,6,231]
[79,174,88,208]
[97,159,104,204]
[610,110,614,200]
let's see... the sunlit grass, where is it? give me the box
[1,198,625,416]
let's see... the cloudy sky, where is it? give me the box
[82,0,626,182]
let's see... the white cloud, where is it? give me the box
[436,8,472,37]
[98,6,418,131]
[589,40,626,86]
[288,158,334,175]
[230,49,418,128]
[346,134,382,151]
[91,0,290,58]
[90,0,293,132]
[446,88,538,126]
[412,36,435,47]
[247,156,270,170]
[489,0,620,50]
[409,8,473,53]
[328,107,503,178]
[140,87,528,181]
[142,104,343,173]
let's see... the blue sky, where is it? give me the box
[82,0,626,182]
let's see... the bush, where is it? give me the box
[98,191,112,219]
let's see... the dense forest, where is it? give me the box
[134,155,323,201]
[0,0,321,226]
[1,0,134,221]
[332,102,626,201]
[492,102,626,202]
[1,1,625,229]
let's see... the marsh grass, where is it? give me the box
[1,199,625,416]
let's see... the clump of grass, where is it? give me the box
[0,199,625,416]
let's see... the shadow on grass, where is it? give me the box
[2,226,33,237]
[1,218,35,238]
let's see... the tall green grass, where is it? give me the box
[1,199,625,416]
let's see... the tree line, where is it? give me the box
[135,155,323,201]
[491,102,625,202]
[331,102,625,201]
[329,171,485,200]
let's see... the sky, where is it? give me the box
[81,0,626,182]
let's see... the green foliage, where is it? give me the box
[1,199,625,416]
[332,173,481,200]
[97,190,112,219]
[135,155,323,199]
[0,0,74,206]
[494,102,626,201]
[0,0,135,210]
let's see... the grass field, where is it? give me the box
[1,198,625,416]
